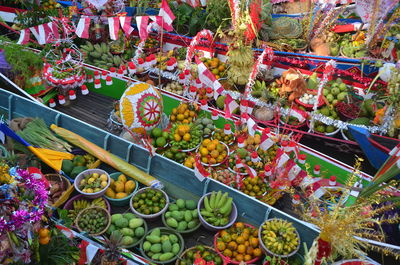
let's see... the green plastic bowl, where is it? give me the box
[104,172,139,206]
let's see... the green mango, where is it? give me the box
[184,210,192,222]
[188,220,198,229]
[150,243,162,253]
[176,199,185,209]
[171,211,183,221]
[162,240,172,252]
[177,221,188,231]
[185,200,196,210]
[146,235,161,244]
[159,252,175,261]
[143,241,151,251]
[169,234,179,244]
[166,218,178,228]
[172,243,180,254]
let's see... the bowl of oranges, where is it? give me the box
[104,172,139,206]
[74,169,110,199]
[214,222,263,264]
[197,139,229,167]
[169,103,197,124]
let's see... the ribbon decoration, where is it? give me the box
[17,28,31,44]
[158,0,176,31]
[194,56,224,99]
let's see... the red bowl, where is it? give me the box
[295,94,325,111]
[213,223,262,264]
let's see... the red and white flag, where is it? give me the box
[136,16,150,40]
[17,28,31,44]
[224,94,239,118]
[274,148,290,168]
[286,107,308,123]
[240,99,255,114]
[158,0,175,32]
[75,16,91,39]
[108,17,120,40]
[119,16,134,36]
[247,117,257,136]
[184,0,200,7]
[194,154,210,181]
[235,156,257,178]
[260,129,274,151]
[48,21,60,41]
[194,56,224,99]
[30,25,47,45]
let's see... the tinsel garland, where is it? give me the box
[0,168,48,234]
[146,67,179,81]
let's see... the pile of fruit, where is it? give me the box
[164,199,200,232]
[340,34,367,58]
[251,80,268,98]
[213,128,235,145]
[215,222,262,263]
[80,42,126,69]
[194,117,215,136]
[323,79,349,106]
[170,123,202,151]
[243,134,262,150]
[149,127,169,148]
[280,114,304,126]
[335,101,361,120]
[177,245,223,265]
[170,103,197,124]
[183,155,196,169]
[260,219,300,256]
[131,188,167,216]
[211,169,236,187]
[78,171,109,194]
[67,197,107,220]
[76,207,109,235]
[200,191,234,227]
[228,148,251,174]
[198,139,228,165]
[107,213,146,247]
[163,81,184,95]
[142,228,182,262]
[134,38,159,50]
[240,176,268,197]
[200,57,227,80]
[41,0,61,9]
[163,146,188,164]
[62,154,97,178]
[51,68,78,79]
[257,144,279,162]
[105,174,136,199]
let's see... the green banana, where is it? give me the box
[204,196,213,212]
[200,210,213,217]
[90,51,102,58]
[209,192,216,208]
[94,44,102,53]
[219,197,233,215]
[216,192,228,208]
[86,42,94,52]
[214,191,222,208]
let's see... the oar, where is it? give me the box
[0,122,74,177]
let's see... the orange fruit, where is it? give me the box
[184,111,189,118]
[189,111,196,117]
[174,134,182,142]
[201,157,208,163]
[235,254,244,262]
[39,228,50,238]
[183,133,191,141]
[253,229,259,237]
[170,115,176,121]
[232,251,238,258]
[246,246,254,255]
[210,150,219,158]
[177,114,184,121]
[209,158,217,164]
[114,181,125,193]
[39,236,50,245]
[220,230,228,237]
[200,147,209,156]
[253,248,263,257]
[207,143,216,151]
[250,237,259,247]
[223,249,232,258]
[244,254,253,262]
[241,232,250,241]
[227,241,237,251]
[236,236,245,244]
[237,244,246,254]
[172,108,177,115]
[202,139,211,146]
[244,241,250,247]
[231,234,238,241]
[183,119,189,124]
[178,127,186,136]
[221,233,231,243]
[217,241,226,251]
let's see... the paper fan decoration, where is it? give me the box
[119,83,163,134]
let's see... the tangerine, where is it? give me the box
[244,254,253,262]
[207,143,216,151]
[221,233,231,243]
[202,139,211,146]
[227,241,237,251]
[200,148,209,156]
[217,241,226,251]
[177,114,185,121]
[183,133,191,141]
[237,244,246,254]
[235,254,244,262]
[174,134,182,142]
[236,236,245,244]
[246,246,254,255]
[209,158,217,164]
[189,111,196,117]
[210,150,219,158]
[223,249,232,258]
[39,236,50,245]
[39,228,50,238]
[253,248,263,257]
[250,237,259,248]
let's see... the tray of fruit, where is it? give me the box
[214,222,263,264]
[149,127,170,149]
[161,81,185,96]
[279,114,307,129]
[296,90,325,110]
[75,206,111,236]
[198,191,237,231]
[130,187,169,219]
[170,103,198,124]
[240,176,268,198]
[259,218,300,258]
[176,245,224,265]
[212,128,235,146]
[210,169,237,187]
[107,212,147,248]
[198,139,229,167]
[134,38,160,54]
[64,195,110,222]
[200,57,227,80]
[74,169,111,198]
[162,198,201,234]
[227,148,252,175]
[140,227,184,264]
[194,117,215,137]
[170,123,202,152]
[104,172,138,206]
[256,145,279,162]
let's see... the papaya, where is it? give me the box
[61,159,73,175]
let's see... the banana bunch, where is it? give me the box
[261,218,299,255]
[252,80,267,98]
[227,46,254,86]
[200,191,233,227]
[80,42,124,69]
[67,198,107,220]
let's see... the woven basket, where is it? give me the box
[75,206,111,236]
[45,174,73,208]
